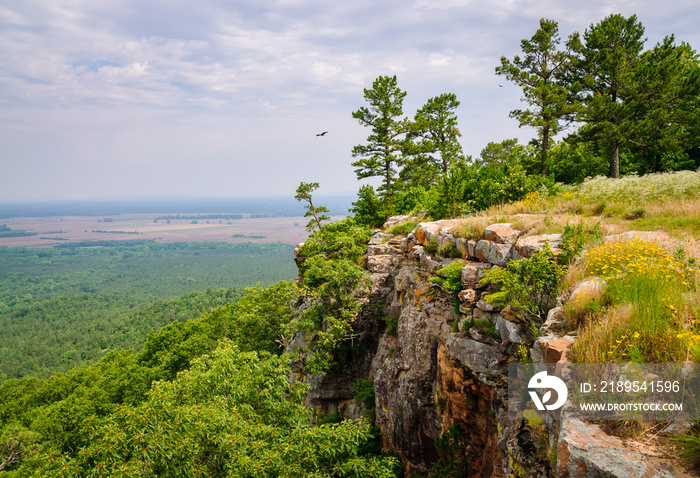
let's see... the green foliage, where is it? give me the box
[38,343,399,477]
[401,92,466,187]
[429,260,465,293]
[386,218,420,236]
[350,185,387,228]
[295,181,330,232]
[292,219,373,374]
[438,241,462,258]
[481,247,563,320]
[295,218,372,274]
[546,140,608,184]
[139,281,295,381]
[351,378,376,409]
[558,220,602,264]
[474,319,500,340]
[382,316,399,337]
[0,241,296,380]
[671,419,700,464]
[476,138,534,170]
[423,237,439,255]
[429,424,472,477]
[496,18,577,177]
[352,75,407,206]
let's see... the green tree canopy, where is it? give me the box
[401,92,465,187]
[351,75,407,207]
[496,18,577,177]
[295,181,330,232]
[571,13,646,178]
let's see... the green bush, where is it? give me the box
[429,260,465,293]
[480,247,563,320]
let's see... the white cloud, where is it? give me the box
[1,0,699,200]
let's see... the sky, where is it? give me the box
[1,0,699,202]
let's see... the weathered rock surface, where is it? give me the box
[292,219,680,477]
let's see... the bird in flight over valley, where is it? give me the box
[316,131,328,136]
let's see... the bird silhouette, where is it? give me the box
[316,131,328,136]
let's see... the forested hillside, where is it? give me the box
[0,241,296,380]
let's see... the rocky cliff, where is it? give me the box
[293,217,692,477]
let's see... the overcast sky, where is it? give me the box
[1,0,699,202]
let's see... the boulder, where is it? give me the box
[484,223,521,244]
[557,419,679,477]
[496,307,534,344]
[512,234,563,260]
[475,240,491,262]
[444,334,505,374]
[461,262,492,289]
[537,336,574,364]
[487,242,513,267]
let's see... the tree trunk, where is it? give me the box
[610,142,620,179]
[541,128,549,177]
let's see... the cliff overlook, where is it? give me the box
[292,170,700,477]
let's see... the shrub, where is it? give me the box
[558,220,602,265]
[351,378,376,409]
[480,247,563,320]
[386,218,420,235]
[429,260,465,293]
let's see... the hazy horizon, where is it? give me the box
[2,0,699,203]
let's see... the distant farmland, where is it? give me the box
[0,213,333,247]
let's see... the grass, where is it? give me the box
[569,236,698,364]
[385,217,421,235]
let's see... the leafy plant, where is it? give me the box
[558,219,602,264]
[429,260,465,293]
[352,378,376,409]
[480,246,563,320]
[382,316,399,337]
[429,424,472,477]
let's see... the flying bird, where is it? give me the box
[316,131,328,136]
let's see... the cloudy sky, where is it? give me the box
[1,0,699,202]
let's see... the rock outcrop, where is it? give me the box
[292,219,690,477]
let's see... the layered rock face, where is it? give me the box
[297,220,564,476]
[295,220,687,477]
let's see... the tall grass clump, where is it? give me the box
[572,237,698,363]
[576,169,700,203]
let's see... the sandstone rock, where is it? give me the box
[369,231,394,245]
[368,243,398,256]
[484,223,522,244]
[368,254,399,274]
[487,242,513,267]
[459,288,478,304]
[467,239,477,258]
[570,278,606,304]
[557,419,678,477]
[444,334,505,374]
[537,336,574,363]
[512,234,563,260]
[472,309,499,323]
[496,314,534,344]
[476,298,499,312]
[455,237,468,257]
[461,261,492,289]
[540,306,566,335]
[469,326,499,346]
[475,239,491,262]
[382,215,410,229]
